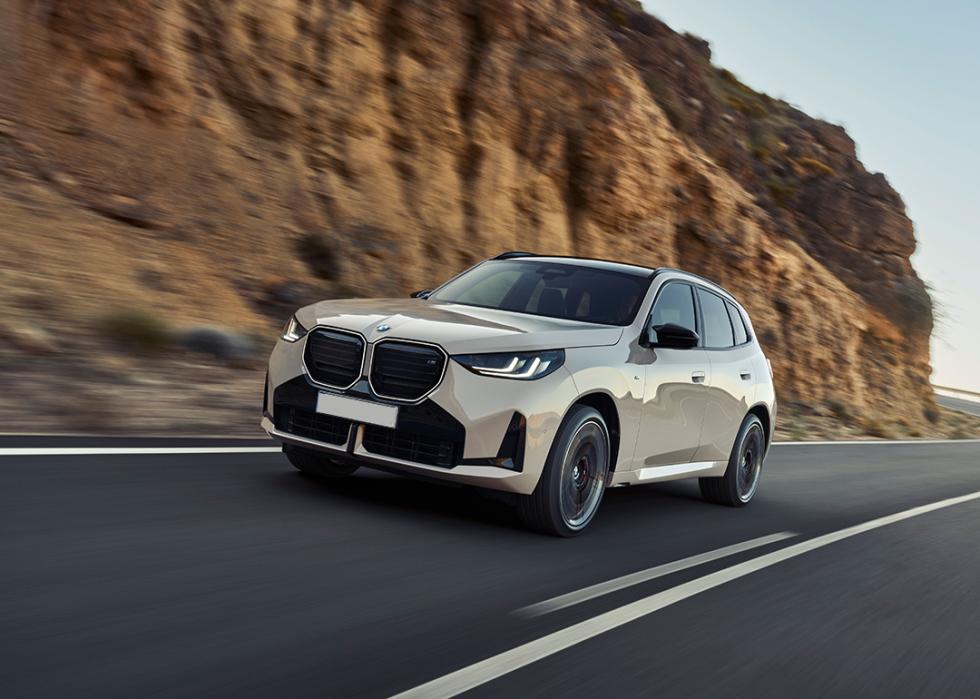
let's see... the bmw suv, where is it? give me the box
[262,252,776,536]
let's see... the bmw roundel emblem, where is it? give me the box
[377,323,391,332]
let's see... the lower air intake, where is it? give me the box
[362,424,458,468]
[275,406,351,446]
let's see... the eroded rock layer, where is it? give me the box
[0,0,935,426]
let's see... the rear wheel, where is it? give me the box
[699,414,765,506]
[285,445,359,479]
[520,405,610,536]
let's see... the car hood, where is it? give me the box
[297,298,624,354]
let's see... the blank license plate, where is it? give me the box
[316,392,398,428]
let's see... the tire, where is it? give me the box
[699,414,766,507]
[519,405,610,537]
[285,445,359,479]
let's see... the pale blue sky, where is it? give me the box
[643,0,980,392]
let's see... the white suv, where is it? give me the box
[262,253,776,536]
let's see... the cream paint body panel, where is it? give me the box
[695,344,758,462]
[298,298,623,355]
[562,343,645,472]
[267,335,306,396]
[754,352,777,443]
[633,348,711,467]
[431,361,580,480]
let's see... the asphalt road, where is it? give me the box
[937,393,980,418]
[2,437,980,698]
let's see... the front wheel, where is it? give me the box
[520,405,610,536]
[285,445,359,479]
[699,414,766,507]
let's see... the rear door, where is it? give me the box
[634,282,710,467]
[694,289,757,462]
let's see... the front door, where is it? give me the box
[634,282,710,467]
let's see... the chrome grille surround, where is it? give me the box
[368,338,448,403]
[302,327,367,390]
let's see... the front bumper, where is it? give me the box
[263,336,578,495]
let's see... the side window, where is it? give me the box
[726,300,749,345]
[698,288,735,349]
[649,283,697,343]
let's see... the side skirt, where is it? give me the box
[608,460,728,487]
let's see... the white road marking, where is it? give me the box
[515,531,796,617]
[773,439,980,446]
[1,439,977,458]
[390,490,980,699]
[0,447,280,456]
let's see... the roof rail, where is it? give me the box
[493,251,539,260]
[653,267,735,299]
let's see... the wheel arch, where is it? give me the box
[747,402,772,452]
[571,392,622,472]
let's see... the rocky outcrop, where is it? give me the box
[0,0,936,429]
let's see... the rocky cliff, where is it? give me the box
[0,0,947,435]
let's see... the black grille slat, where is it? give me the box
[370,342,445,401]
[374,363,435,375]
[304,329,365,388]
[376,364,439,378]
[309,336,360,349]
[275,407,351,446]
[377,373,439,386]
[308,339,360,354]
[374,367,439,380]
[362,425,457,468]
[380,376,433,388]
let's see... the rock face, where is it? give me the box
[0,0,935,427]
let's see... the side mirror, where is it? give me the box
[411,289,433,299]
[648,323,699,349]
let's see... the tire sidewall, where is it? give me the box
[539,405,610,536]
[726,414,765,505]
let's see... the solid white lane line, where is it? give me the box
[773,439,980,446]
[390,490,980,699]
[515,531,796,617]
[0,447,280,456]
[2,440,976,457]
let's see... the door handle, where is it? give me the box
[691,371,706,384]
[739,371,752,380]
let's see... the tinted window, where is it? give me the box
[726,300,749,345]
[649,283,697,343]
[442,267,522,308]
[698,288,734,348]
[431,260,650,325]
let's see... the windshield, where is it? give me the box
[430,260,651,326]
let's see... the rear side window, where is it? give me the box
[726,301,749,345]
[697,288,734,349]
[649,283,697,342]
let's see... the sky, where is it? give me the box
[643,0,980,392]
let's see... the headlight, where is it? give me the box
[453,350,564,380]
[281,315,308,342]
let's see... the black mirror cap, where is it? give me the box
[411,289,433,299]
[649,323,699,349]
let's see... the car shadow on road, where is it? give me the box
[259,463,765,536]
[264,467,526,532]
